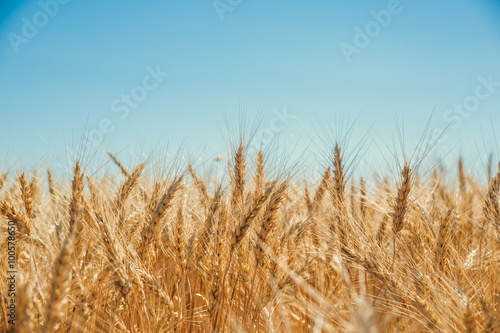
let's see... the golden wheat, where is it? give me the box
[0,138,498,332]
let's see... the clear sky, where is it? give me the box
[1,0,500,177]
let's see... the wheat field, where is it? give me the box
[0,140,499,332]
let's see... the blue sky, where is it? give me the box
[1,0,499,176]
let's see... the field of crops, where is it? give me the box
[0,141,498,332]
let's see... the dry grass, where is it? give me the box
[0,140,499,332]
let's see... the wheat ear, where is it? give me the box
[391,162,412,269]
[19,173,33,219]
[330,143,347,250]
[116,162,145,212]
[0,173,7,191]
[331,143,346,210]
[435,209,454,271]
[253,150,265,196]
[107,151,129,176]
[0,201,30,236]
[231,143,246,210]
[138,176,183,258]
[230,181,276,252]
[360,177,367,221]
[188,163,210,202]
[68,162,84,233]
[255,180,288,264]
[47,169,56,205]
[392,162,412,235]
